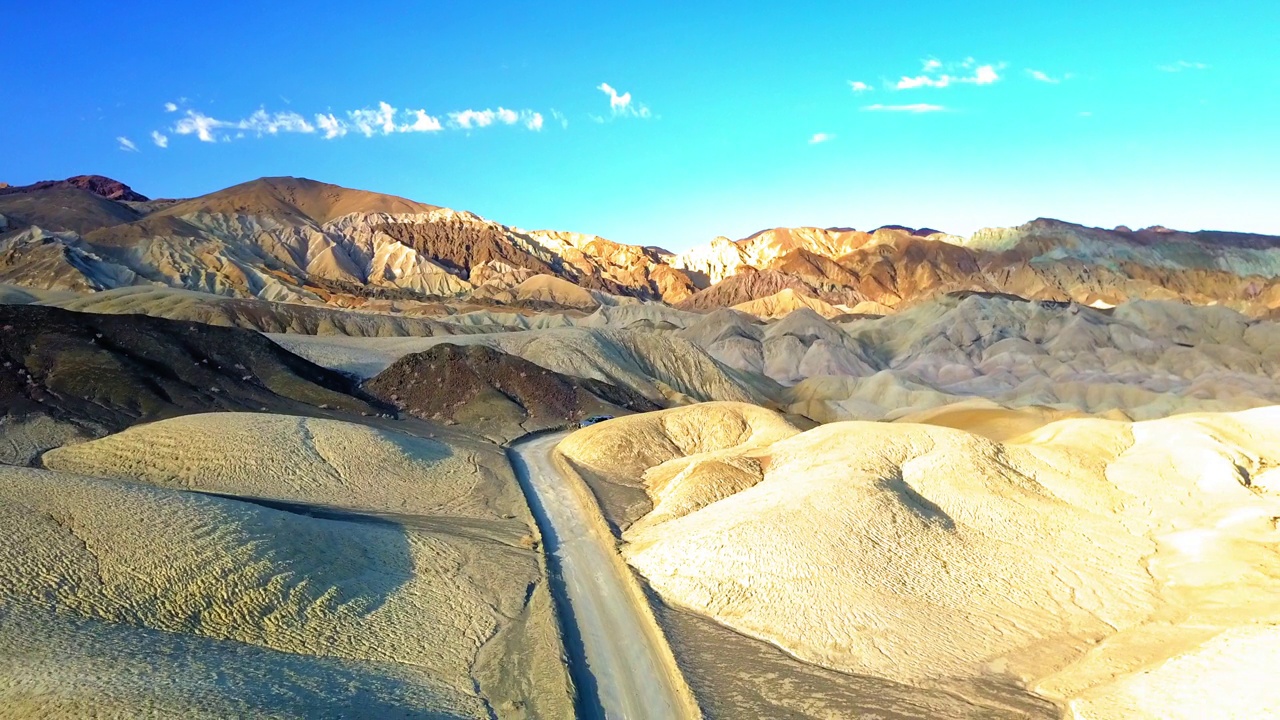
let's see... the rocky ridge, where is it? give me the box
[2,175,1279,318]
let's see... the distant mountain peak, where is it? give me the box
[153,175,439,225]
[0,175,149,202]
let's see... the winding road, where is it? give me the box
[508,432,693,720]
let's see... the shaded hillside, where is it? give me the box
[0,186,140,235]
[365,343,659,439]
[0,304,381,462]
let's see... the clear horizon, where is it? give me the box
[6,1,1279,250]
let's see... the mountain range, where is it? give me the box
[3,174,1278,319]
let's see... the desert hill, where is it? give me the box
[153,176,438,225]
[663,293,1280,420]
[0,303,381,464]
[3,174,1279,317]
[0,185,140,236]
[0,455,572,716]
[0,175,149,202]
[41,412,527,520]
[558,402,1280,718]
[272,326,780,408]
[364,343,659,440]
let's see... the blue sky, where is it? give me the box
[5,1,1279,248]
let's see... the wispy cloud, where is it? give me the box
[849,81,872,93]
[551,109,569,129]
[1026,69,1061,84]
[160,101,546,145]
[809,132,835,144]
[1158,60,1209,72]
[896,58,1002,89]
[315,113,347,139]
[446,106,542,131]
[597,82,652,119]
[116,136,138,152]
[174,111,222,142]
[173,108,316,141]
[163,102,178,112]
[151,131,169,148]
[862,103,946,113]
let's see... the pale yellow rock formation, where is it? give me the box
[560,403,1280,718]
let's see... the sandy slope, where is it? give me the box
[41,412,525,519]
[559,402,1280,718]
[0,463,572,718]
[558,402,801,531]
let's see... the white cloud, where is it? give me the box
[449,108,496,129]
[1158,60,1209,72]
[399,109,443,133]
[315,113,347,139]
[173,110,225,142]
[863,103,946,113]
[164,101,547,144]
[897,74,949,89]
[116,136,138,152]
[151,131,168,148]
[1027,69,1061,84]
[551,109,569,129]
[849,80,872,92]
[349,101,397,137]
[597,82,651,119]
[598,82,631,110]
[446,107,547,131]
[163,102,178,112]
[896,58,1002,90]
[809,132,834,144]
[239,109,315,135]
[973,65,999,84]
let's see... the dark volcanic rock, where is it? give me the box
[0,304,380,441]
[365,343,659,435]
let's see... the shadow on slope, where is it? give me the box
[0,304,386,464]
